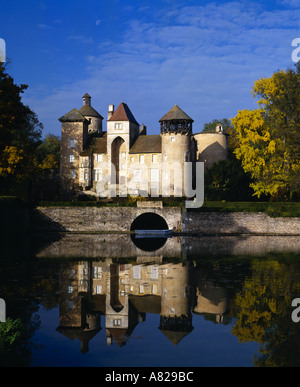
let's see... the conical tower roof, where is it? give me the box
[159,104,193,122]
[58,108,88,122]
[159,329,192,346]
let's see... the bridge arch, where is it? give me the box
[130,212,168,231]
[130,212,169,252]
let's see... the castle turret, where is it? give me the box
[59,108,89,185]
[193,123,228,171]
[159,105,193,196]
[78,93,103,133]
[159,263,193,345]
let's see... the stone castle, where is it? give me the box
[59,94,228,197]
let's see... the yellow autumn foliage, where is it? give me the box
[232,66,300,198]
[0,146,24,177]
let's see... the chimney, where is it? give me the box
[216,123,223,133]
[140,124,147,135]
[82,93,91,106]
[107,104,114,120]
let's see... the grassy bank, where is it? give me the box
[193,201,300,217]
[2,196,299,217]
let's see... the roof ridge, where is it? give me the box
[159,105,193,122]
[59,108,88,122]
[108,102,139,125]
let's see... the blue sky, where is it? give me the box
[1,0,300,137]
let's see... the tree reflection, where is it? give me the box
[232,258,300,366]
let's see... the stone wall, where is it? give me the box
[30,206,300,235]
[31,206,182,233]
[182,211,300,235]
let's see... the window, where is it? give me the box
[150,266,159,279]
[133,266,141,279]
[68,286,73,294]
[71,170,76,179]
[133,169,141,182]
[69,139,75,148]
[151,169,159,182]
[152,154,158,163]
[97,154,102,162]
[152,284,158,294]
[164,154,167,162]
[94,169,102,181]
[95,285,102,294]
[113,319,121,326]
[84,172,88,181]
[139,285,144,294]
[121,152,125,158]
[67,301,74,310]
[93,266,102,279]
[69,154,74,162]
[130,156,134,163]
[115,123,123,130]
[170,136,175,142]
[139,155,144,164]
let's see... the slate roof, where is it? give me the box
[108,102,139,125]
[80,133,107,156]
[58,108,88,122]
[129,135,162,154]
[79,105,103,119]
[159,104,193,122]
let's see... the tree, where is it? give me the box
[202,118,232,133]
[36,134,60,170]
[0,62,42,181]
[232,64,300,199]
[204,158,253,201]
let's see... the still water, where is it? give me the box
[1,232,300,367]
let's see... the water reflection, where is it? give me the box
[2,233,300,366]
[57,260,199,351]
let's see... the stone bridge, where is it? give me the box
[31,202,182,233]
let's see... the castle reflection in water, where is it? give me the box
[57,259,227,352]
[34,232,300,353]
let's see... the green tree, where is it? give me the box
[36,134,60,170]
[204,159,253,201]
[202,118,232,133]
[232,64,300,200]
[0,62,43,181]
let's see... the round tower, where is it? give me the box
[78,93,103,133]
[159,263,193,345]
[159,105,193,197]
[193,123,228,171]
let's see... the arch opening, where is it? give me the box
[111,136,125,184]
[131,212,168,231]
[130,212,169,252]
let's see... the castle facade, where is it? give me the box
[59,94,228,197]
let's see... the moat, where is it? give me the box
[1,232,300,367]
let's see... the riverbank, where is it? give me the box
[31,206,300,235]
[2,197,300,236]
